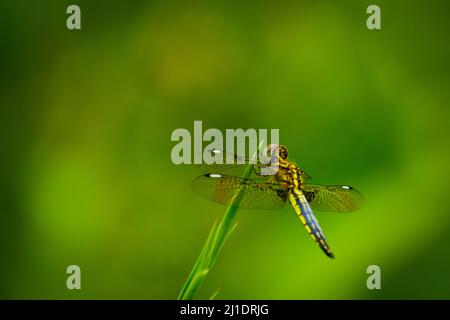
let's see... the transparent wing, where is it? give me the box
[192,174,289,209]
[303,184,364,212]
[200,147,312,180]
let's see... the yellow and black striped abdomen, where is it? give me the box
[289,188,335,258]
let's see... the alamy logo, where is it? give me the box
[171,121,280,175]
[66,265,81,290]
[366,5,381,30]
[66,5,81,30]
[366,265,381,290]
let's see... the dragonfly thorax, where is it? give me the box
[273,159,304,191]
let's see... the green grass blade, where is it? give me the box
[177,141,264,300]
[209,285,224,300]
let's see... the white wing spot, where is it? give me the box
[208,174,222,178]
[342,185,351,190]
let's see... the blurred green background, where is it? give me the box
[1,0,449,299]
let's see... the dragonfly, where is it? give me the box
[192,145,364,258]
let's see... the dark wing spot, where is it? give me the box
[277,189,289,202]
[304,191,316,203]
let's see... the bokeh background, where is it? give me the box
[1,0,449,299]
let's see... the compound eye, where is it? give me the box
[279,146,288,159]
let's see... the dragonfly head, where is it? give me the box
[278,145,288,160]
[267,144,288,160]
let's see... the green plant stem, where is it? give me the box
[176,191,241,300]
[177,144,262,300]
